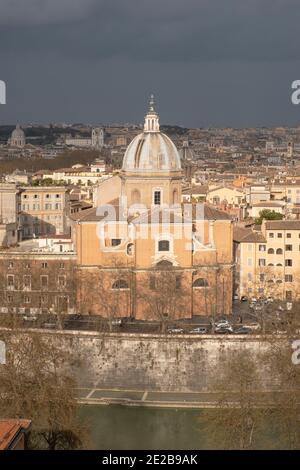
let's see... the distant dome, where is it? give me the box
[10,124,26,147]
[122,96,182,175]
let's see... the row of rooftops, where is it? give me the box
[234,219,300,243]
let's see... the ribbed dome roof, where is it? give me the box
[11,124,25,139]
[122,95,182,175]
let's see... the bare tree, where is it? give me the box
[201,349,267,449]
[263,337,300,449]
[138,268,187,333]
[0,330,89,450]
[97,267,131,332]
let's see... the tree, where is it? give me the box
[201,349,268,449]
[255,210,284,225]
[0,330,89,450]
[263,337,300,449]
[97,267,132,332]
[138,268,187,333]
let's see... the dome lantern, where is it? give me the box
[144,94,160,133]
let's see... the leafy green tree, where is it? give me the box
[255,209,284,225]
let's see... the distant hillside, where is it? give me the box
[0,149,102,176]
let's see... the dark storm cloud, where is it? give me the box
[1,0,300,126]
[1,0,300,62]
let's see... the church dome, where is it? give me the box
[11,124,25,140]
[10,124,26,147]
[122,96,182,175]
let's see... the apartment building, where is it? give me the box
[234,220,300,300]
[206,185,244,206]
[19,187,69,238]
[270,179,300,205]
[244,184,271,204]
[0,183,19,247]
[0,240,76,316]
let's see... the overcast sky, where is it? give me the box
[1,0,300,127]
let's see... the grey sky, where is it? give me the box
[1,0,300,127]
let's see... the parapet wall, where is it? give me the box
[0,329,289,392]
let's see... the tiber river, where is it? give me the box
[80,405,287,450]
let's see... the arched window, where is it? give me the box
[112,279,129,289]
[127,243,134,256]
[276,279,283,284]
[267,248,274,254]
[268,263,274,266]
[158,240,170,252]
[276,263,283,267]
[173,189,178,204]
[276,248,283,254]
[131,189,141,204]
[193,278,209,288]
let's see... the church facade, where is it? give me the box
[73,97,234,320]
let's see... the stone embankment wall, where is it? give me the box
[0,329,289,392]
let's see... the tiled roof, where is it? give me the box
[233,226,266,243]
[265,220,300,230]
[203,204,233,220]
[252,201,284,207]
[0,420,31,450]
[182,185,208,194]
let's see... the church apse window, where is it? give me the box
[127,243,134,256]
[158,240,170,252]
[173,189,178,204]
[193,278,209,288]
[111,239,121,247]
[112,279,129,290]
[154,190,161,205]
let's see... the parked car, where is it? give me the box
[233,294,239,301]
[215,326,233,334]
[234,326,252,335]
[240,296,248,302]
[215,319,231,329]
[111,318,122,326]
[168,328,184,334]
[190,327,207,334]
[23,315,37,322]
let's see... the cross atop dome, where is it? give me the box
[149,94,155,112]
[144,93,160,133]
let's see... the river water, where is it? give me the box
[80,405,286,450]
